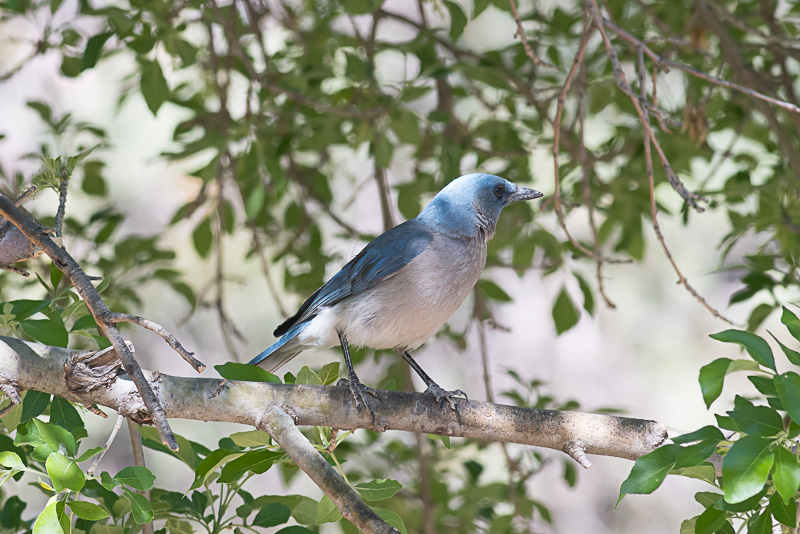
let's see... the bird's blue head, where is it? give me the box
[418,173,543,237]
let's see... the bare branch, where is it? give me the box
[635,47,736,326]
[552,25,631,264]
[260,406,398,534]
[87,414,124,476]
[2,339,671,467]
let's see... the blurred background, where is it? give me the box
[1,0,799,532]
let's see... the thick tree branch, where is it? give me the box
[259,406,398,534]
[0,338,670,467]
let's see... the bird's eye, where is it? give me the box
[493,184,504,199]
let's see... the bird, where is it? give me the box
[249,173,543,416]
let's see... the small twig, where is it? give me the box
[87,414,124,476]
[14,187,36,206]
[552,25,630,264]
[111,314,204,372]
[508,0,557,69]
[127,418,154,534]
[564,441,592,468]
[260,406,399,534]
[54,176,68,238]
[635,46,735,325]
[250,227,289,317]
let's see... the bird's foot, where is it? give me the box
[339,376,381,417]
[424,383,468,411]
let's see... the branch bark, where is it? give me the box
[0,337,669,466]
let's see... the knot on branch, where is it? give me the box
[0,370,21,404]
[64,345,126,394]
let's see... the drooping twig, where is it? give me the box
[87,414,124,476]
[508,0,556,69]
[588,0,707,213]
[0,194,180,450]
[635,46,735,326]
[259,406,399,534]
[551,25,630,264]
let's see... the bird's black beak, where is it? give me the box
[505,187,544,205]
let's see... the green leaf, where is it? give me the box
[21,319,69,347]
[770,331,800,366]
[747,510,772,534]
[769,491,797,527]
[296,366,322,386]
[727,405,784,436]
[672,425,725,445]
[275,527,317,534]
[722,435,774,504]
[218,449,281,483]
[773,445,800,504]
[71,314,100,332]
[49,397,83,432]
[20,390,50,423]
[140,60,169,115]
[82,32,113,70]
[354,479,402,501]
[373,135,393,169]
[775,372,800,423]
[214,362,281,383]
[674,440,719,469]
[694,505,728,534]
[68,501,109,520]
[189,449,242,490]
[427,434,450,449]
[315,496,342,524]
[10,299,52,321]
[781,307,800,343]
[75,446,104,463]
[253,502,291,528]
[229,430,271,448]
[113,466,155,491]
[552,287,580,334]
[478,279,512,302]
[443,0,467,40]
[46,452,85,492]
[192,217,212,258]
[33,419,77,457]
[619,444,679,495]
[372,508,407,534]
[33,501,63,534]
[699,359,760,408]
[710,330,775,370]
[575,273,595,315]
[0,451,24,470]
[318,362,340,385]
[121,487,153,524]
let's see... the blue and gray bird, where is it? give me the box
[249,173,543,414]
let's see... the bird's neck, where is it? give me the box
[417,198,495,240]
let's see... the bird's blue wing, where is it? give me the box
[273,219,432,336]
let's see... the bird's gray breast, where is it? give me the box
[334,233,487,350]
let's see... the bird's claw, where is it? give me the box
[424,383,468,410]
[343,376,380,417]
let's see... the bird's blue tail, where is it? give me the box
[248,321,309,372]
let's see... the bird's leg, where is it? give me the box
[398,350,468,410]
[338,331,380,418]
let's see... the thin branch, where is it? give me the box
[552,25,630,264]
[128,419,154,534]
[110,314,204,372]
[635,46,735,326]
[508,0,556,69]
[259,406,398,534]
[249,227,289,317]
[87,414,124,476]
[0,194,180,450]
